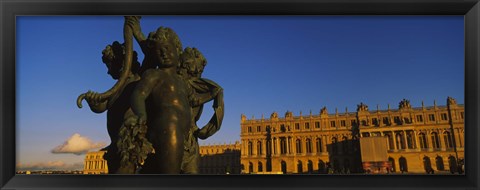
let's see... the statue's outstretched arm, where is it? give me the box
[131,70,160,123]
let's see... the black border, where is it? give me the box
[1,0,479,190]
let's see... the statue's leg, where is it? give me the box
[148,120,186,174]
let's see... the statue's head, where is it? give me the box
[179,47,207,78]
[145,27,182,68]
[102,41,140,79]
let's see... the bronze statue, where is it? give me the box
[178,47,224,174]
[77,16,223,174]
[80,41,142,174]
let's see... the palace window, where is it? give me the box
[340,120,346,127]
[416,115,423,122]
[460,112,464,119]
[429,114,435,121]
[257,126,261,132]
[248,142,253,155]
[396,133,405,149]
[372,118,378,126]
[295,123,300,130]
[407,132,415,149]
[316,138,323,152]
[444,131,454,149]
[431,132,440,149]
[280,138,287,154]
[305,122,310,129]
[306,138,312,153]
[296,139,302,154]
[315,122,320,129]
[383,117,389,125]
[419,133,428,149]
[385,134,394,150]
[330,121,336,127]
[280,124,286,132]
[394,116,401,125]
[248,127,252,133]
[257,141,262,155]
[441,113,448,121]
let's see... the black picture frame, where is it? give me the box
[1,0,478,189]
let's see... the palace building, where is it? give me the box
[83,151,108,174]
[199,141,241,174]
[239,97,464,174]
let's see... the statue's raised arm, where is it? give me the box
[77,16,134,109]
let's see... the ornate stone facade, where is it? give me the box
[83,151,108,174]
[198,141,241,174]
[240,97,464,174]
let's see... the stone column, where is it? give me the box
[392,131,398,150]
[323,136,328,153]
[287,137,291,154]
[456,129,463,147]
[253,139,258,156]
[302,137,307,154]
[426,130,433,150]
[413,131,420,150]
[403,131,408,149]
[439,130,446,150]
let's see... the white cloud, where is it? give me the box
[51,133,106,155]
[16,161,84,171]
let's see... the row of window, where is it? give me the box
[244,111,464,133]
[246,136,352,156]
[245,129,463,156]
[244,155,460,174]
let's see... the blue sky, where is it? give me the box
[16,16,464,171]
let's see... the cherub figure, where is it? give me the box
[127,20,193,174]
[83,41,142,174]
[178,47,224,174]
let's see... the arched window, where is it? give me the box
[280,138,287,154]
[399,157,408,172]
[436,156,444,171]
[257,141,262,155]
[297,160,303,173]
[406,131,414,149]
[388,157,396,172]
[307,160,313,173]
[444,131,454,149]
[423,156,432,173]
[258,161,263,172]
[431,132,440,149]
[306,138,312,153]
[316,138,323,153]
[248,142,253,155]
[396,132,405,149]
[281,161,287,174]
[419,133,428,149]
[296,139,302,154]
[385,133,394,150]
